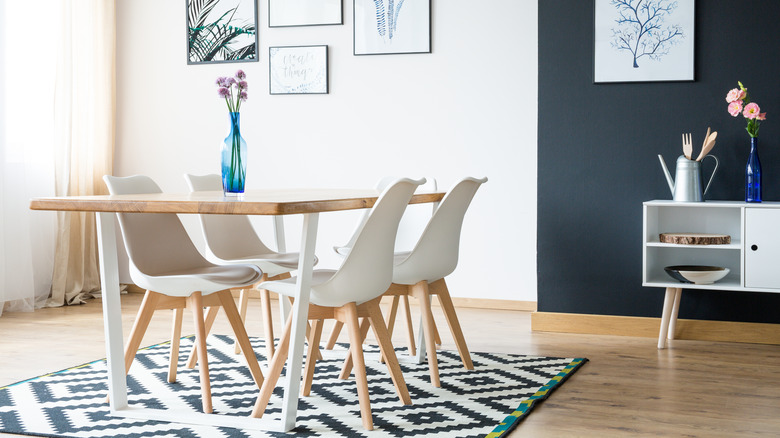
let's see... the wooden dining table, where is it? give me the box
[29,187,444,432]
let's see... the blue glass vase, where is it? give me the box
[746,137,761,203]
[221,112,247,196]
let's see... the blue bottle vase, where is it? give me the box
[221,112,247,195]
[745,137,761,203]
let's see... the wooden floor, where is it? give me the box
[2,293,780,437]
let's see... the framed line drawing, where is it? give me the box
[594,0,694,83]
[269,45,328,95]
[353,0,431,55]
[186,0,259,64]
[269,0,342,27]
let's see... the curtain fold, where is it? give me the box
[1,1,57,317]
[48,0,116,306]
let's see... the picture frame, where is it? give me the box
[269,45,329,95]
[594,0,694,83]
[353,0,431,56]
[186,0,259,65]
[268,0,342,27]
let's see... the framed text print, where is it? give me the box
[269,0,342,27]
[186,0,258,64]
[353,0,430,55]
[594,0,694,83]
[269,45,328,95]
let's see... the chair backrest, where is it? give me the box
[184,173,275,261]
[335,176,437,256]
[392,177,487,285]
[318,177,425,306]
[103,175,211,276]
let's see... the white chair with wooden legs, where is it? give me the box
[184,173,319,366]
[250,177,425,431]
[325,176,440,355]
[103,175,266,414]
[340,177,487,388]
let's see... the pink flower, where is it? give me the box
[239,91,248,101]
[728,101,743,117]
[758,112,767,121]
[743,102,761,119]
[238,80,248,90]
[726,88,746,103]
[235,69,246,80]
[217,87,230,98]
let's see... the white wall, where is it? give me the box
[115,0,538,302]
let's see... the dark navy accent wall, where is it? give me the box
[538,0,780,323]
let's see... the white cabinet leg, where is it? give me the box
[657,287,677,349]
[667,288,682,340]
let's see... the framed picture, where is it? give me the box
[269,0,342,27]
[353,0,430,55]
[186,0,259,65]
[594,0,694,83]
[269,45,329,95]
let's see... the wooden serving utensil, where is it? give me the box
[696,131,718,161]
[701,127,711,157]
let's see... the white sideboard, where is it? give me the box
[643,200,780,348]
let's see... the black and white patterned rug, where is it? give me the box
[0,335,586,438]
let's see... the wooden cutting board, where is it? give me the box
[659,233,731,245]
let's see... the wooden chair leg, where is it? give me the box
[385,295,400,337]
[251,314,293,418]
[260,288,275,364]
[217,290,264,390]
[366,301,411,405]
[325,321,343,350]
[124,291,161,375]
[431,295,443,346]
[187,306,220,369]
[338,317,371,380]
[168,307,184,383]
[344,302,373,430]
[188,292,213,414]
[400,294,417,355]
[234,287,251,354]
[302,319,324,396]
[432,279,473,369]
[412,281,440,387]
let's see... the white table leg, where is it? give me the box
[415,317,426,364]
[273,215,292,325]
[657,287,679,349]
[280,213,318,432]
[96,212,128,410]
[667,288,682,340]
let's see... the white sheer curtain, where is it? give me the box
[0,1,57,317]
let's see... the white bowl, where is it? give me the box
[677,267,729,285]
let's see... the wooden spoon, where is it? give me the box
[701,127,711,158]
[696,131,718,161]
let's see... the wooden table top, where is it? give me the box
[29,188,445,216]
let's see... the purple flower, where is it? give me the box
[216,76,228,87]
[217,87,231,98]
[239,91,248,101]
[225,77,237,86]
[235,69,246,80]
[238,80,248,90]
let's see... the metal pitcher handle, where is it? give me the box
[702,155,719,195]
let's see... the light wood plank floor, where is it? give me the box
[1,293,780,437]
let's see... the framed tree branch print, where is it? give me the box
[187,0,259,65]
[594,0,694,83]
[353,0,431,55]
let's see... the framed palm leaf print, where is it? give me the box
[187,0,259,64]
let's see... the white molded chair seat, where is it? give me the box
[340,176,487,388]
[184,173,319,362]
[326,177,438,354]
[250,177,425,431]
[103,174,265,414]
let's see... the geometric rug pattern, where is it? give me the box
[0,334,587,437]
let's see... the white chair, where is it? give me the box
[326,176,441,354]
[184,173,319,365]
[103,175,265,414]
[339,176,487,388]
[250,177,425,431]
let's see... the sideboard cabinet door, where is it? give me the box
[745,208,780,289]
